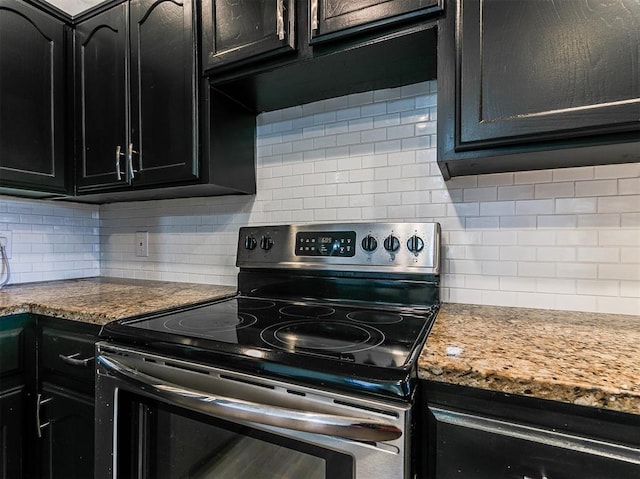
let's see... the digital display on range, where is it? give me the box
[295,231,356,257]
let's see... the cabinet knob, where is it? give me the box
[59,352,94,367]
[36,393,53,438]
[276,0,285,40]
[115,145,126,181]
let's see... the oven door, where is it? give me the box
[95,343,411,479]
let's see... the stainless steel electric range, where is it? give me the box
[95,222,440,479]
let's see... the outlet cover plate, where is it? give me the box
[135,231,149,257]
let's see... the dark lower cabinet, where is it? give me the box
[0,387,25,479]
[0,314,98,479]
[36,316,99,479]
[0,0,68,195]
[422,382,640,479]
[437,0,640,178]
[38,385,94,479]
[0,314,34,479]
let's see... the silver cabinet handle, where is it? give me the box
[310,0,318,31]
[59,352,94,367]
[115,145,126,180]
[97,354,402,442]
[36,393,53,438]
[277,0,285,40]
[127,143,138,179]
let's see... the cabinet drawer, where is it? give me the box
[430,407,640,479]
[0,315,30,377]
[40,327,98,385]
[0,327,23,376]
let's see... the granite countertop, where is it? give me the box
[0,277,237,325]
[419,303,640,415]
[2,279,638,415]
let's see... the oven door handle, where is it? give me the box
[97,354,402,442]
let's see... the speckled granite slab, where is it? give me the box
[419,303,640,415]
[0,277,236,325]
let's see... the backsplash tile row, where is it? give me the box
[2,81,639,315]
[0,196,100,283]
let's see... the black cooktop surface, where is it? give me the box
[120,296,438,369]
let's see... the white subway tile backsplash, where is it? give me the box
[2,81,638,315]
[575,179,618,197]
[598,196,640,213]
[555,197,597,214]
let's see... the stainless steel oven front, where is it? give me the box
[95,343,412,479]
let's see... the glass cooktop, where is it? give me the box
[122,296,438,369]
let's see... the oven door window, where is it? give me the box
[116,392,353,479]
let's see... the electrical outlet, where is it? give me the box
[135,231,149,257]
[0,231,12,258]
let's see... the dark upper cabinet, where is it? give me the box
[72,0,256,203]
[438,0,640,179]
[202,0,296,72]
[75,0,199,194]
[129,0,199,188]
[0,0,68,195]
[75,3,128,193]
[310,0,441,42]
[211,0,439,113]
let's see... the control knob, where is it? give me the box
[361,234,378,252]
[260,235,274,251]
[383,235,400,252]
[244,236,257,250]
[407,235,424,254]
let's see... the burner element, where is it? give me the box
[261,320,385,355]
[347,310,404,325]
[164,312,258,333]
[279,305,335,318]
[236,298,276,311]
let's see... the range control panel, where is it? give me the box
[295,231,356,257]
[237,223,440,274]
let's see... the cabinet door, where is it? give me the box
[457,0,640,146]
[75,3,129,193]
[310,0,440,42]
[38,385,94,479]
[0,387,25,479]
[429,406,640,479]
[129,0,199,188]
[202,0,295,71]
[0,0,67,194]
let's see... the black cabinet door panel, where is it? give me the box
[75,3,128,192]
[430,406,640,479]
[130,0,199,187]
[0,0,66,193]
[202,0,295,70]
[458,0,640,145]
[310,0,440,41]
[39,385,94,479]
